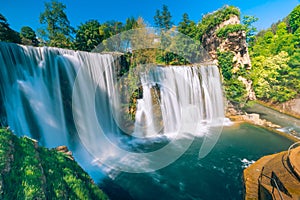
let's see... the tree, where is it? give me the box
[154,10,162,29]
[288,5,300,33]
[273,22,295,55]
[20,26,39,46]
[39,0,74,48]
[249,4,300,103]
[154,5,173,30]
[0,13,21,43]
[99,21,124,40]
[242,15,258,45]
[74,20,102,51]
[251,52,298,102]
[130,17,157,65]
[178,13,197,38]
[124,17,138,31]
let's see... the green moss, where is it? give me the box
[0,128,108,200]
[216,24,246,38]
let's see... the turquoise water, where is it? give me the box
[99,123,293,200]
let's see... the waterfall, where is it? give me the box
[0,42,224,173]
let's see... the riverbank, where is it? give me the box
[227,101,300,143]
[256,100,300,120]
[228,114,300,143]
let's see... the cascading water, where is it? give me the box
[0,42,225,174]
[133,73,156,138]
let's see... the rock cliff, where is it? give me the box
[200,6,256,101]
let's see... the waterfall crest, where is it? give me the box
[0,42,224,171]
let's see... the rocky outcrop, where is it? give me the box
[201,7,255,100]
[240,113,281,129]
[202,15,251,71]
[244,146,300,200]
[56,145,74,160]
[276,98,300,118]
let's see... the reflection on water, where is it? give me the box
[99,123,293,200]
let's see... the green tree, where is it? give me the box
[99,21,124,39]
[74,20,102,51]
[273,22,294,55]
[130,17,158,65]
[20,26,39,46]
[124,17,138,31]
[0,13,21,43]
[39,0,74,48]
[154,5,173,30]
[251,52,298,102]
[242,15,258,45]
[178,13,197,38]
[288,5,300,33]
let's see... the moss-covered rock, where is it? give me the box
[0,128,108,200]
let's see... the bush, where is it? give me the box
[216,24,246,38]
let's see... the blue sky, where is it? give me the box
[0,0,299,32]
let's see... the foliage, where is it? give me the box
[74,20,102,51]
[217,51,234,79]
[288,5,300,33]
[250,5,300,103]
[154,5,173,30]
[251,52,299,103]
[0,13,21,43]
[197,5,240,40]
[216,24,246,38]
[39,0,74,48]
[0,128,108,199]
[217,51,248,104]
[242,15,258,45]
[224,78,247,105]
[20,26,39,46]
[177,13,197,38]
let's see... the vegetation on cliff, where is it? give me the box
[216,24,246,38]
[0,128,108,199]
[217,50,247,104]
[196,6,240,40]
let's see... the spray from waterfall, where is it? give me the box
[0,42,225,173]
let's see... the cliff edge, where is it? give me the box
[0,128,108,199]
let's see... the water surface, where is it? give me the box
[99,123,293,200]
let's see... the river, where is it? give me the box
[99,123,293,200]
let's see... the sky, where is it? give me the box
[0,0,299,33]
